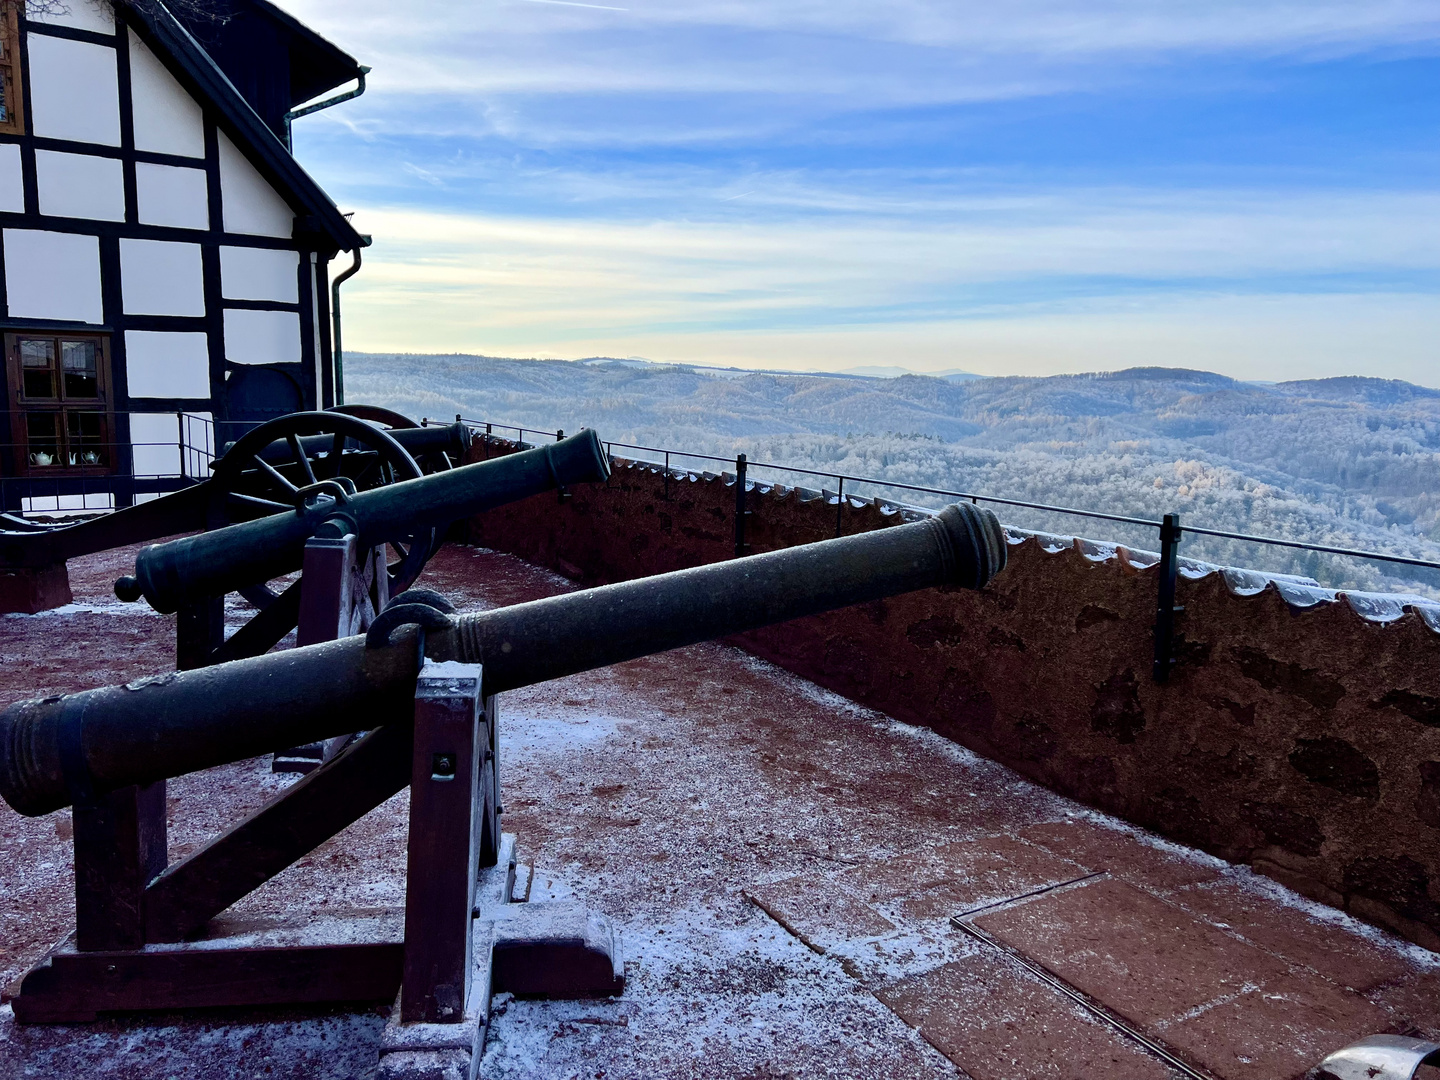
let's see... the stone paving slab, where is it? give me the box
[975,878,1308,1026]
[1153,981,1391,1080]
[1020,818,1414,994]
[1019,819,1224,894]
[1166,878,1413,994]
[841,835,1091,923]
[878,952,1176,1080]
[745,870,899,952]
[974,877,1393,1079]
[1369,970,1440,1041]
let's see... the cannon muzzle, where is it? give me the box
[2,503,1006,816]
[120,429,610,613]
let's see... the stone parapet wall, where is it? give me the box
[465,448,1440,949]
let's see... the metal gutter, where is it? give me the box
[331,242,367,405]
[284,66,370,151]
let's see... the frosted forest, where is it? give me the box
[348,354,1440,598]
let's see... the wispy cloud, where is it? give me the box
[338,193,1439,381]
[517,0,629,11]
[282,0,1440,103]
[271,0,1440,381]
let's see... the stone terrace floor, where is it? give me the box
[2,542,1439,1080]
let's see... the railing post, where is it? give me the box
[176,411,186,480]
[663,451,670,502]
[555,430,571,502]
[1152,512,1183,683]
[835,476,845,538]
[734,453,750,558]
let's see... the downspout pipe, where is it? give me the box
[331,245,365,406]
[283,67,373,406]
[283,66,371,152]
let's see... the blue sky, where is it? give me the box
[278,0,1440,383]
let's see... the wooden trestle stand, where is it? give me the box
[11,531,624,1080]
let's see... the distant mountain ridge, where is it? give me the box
[346,353,1440,596]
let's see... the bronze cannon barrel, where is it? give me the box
[250,421,472,465]
[0,503,1006,816]
[121,429,610,614]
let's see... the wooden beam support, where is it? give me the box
[14,930,403,1023]
[206,579,303,666]
[401,662,483,1024]
[144,723,412,943]
[73,781,167,952]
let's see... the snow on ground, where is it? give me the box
[1,544,1437,1079]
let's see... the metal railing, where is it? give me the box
[0,411,216,516]
[446,415,1440,682]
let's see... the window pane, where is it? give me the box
[61,340,98,398]
[66,411,107,467]
[19,339,54,399]
[0,71,9,123]
[26,413,59,467]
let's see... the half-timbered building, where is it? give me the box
[0,0,366,511]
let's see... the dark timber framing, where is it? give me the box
[0,2,366,508]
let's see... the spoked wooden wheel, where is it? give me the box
[208,411,435,606]
[327,403,420,430]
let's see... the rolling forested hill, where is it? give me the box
[346,354,1440,596]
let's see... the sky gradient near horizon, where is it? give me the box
[276,0,1440,384]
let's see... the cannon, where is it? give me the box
[1,502,1006,1077]
[117,423,610,769]
[0,406,471,573]
[7,502,1005,812]
[117,427,607,617]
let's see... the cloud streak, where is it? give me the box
[268,0,1439,381]
[338,193,1439,382]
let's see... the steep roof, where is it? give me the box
[118,0,366,254]
[164,0,364,139]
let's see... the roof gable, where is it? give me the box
[117,0,365,254]
[164,0,363,140]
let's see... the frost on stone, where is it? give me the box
[1341,592,1440,626]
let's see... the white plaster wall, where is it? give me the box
[224,308,302,365]
[120,239,205,316]
[28,34,121,147]
[35,150,125,221]
[3,229,103,323]
[129,411,183,476]
[220,246,298,303]
[125,330,210,398]
[136,162,209,230]
[218,131,294,238]
[128,29,205,159]
[0,143,22,213]
[28,1,115,35]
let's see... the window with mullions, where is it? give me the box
[0,0,23,136]
[5,333,114,474]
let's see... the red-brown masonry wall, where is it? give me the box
[465,446,1440,950]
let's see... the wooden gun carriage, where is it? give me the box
[0,502,1007,1079]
